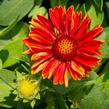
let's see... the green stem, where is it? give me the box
[55,93,69,109]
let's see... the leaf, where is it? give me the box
[0,69,16,85]
[58,0,68,6]
[68,0,81,11]
[0,16,18,38]
[94,0,103,11]
[78,4,86,18]
[85,0,104,29]
[80,84,109,109]
[0,59,2,69]
[0,79,12,102]
[0,23,29,68]
[50,0,58,8]
[0,39,24,68]
[0,69,16,101]
[97,27,109,58]
[0,40,11,50]
[103,81,109,99]
[28,6,48,18]
[34,0,43,6]
[0,0,34,26]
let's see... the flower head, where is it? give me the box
[18,75,40,100]
[23,6,103,87]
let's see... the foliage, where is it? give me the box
[0,0,109,109]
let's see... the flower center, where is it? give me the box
[52,36,77,61]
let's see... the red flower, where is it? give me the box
[23,6,103,87]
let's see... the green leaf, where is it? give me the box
[0,40,11,50]
[78,4,86,18]
[0,16,18,38]
[28,6,48,18]
[50,0,58,8]
[94,0,103,11]
[97,27,109,58]
[68,0,81,11]
[0,39,24,68]
[0,0,34,26]
[0,69,16,101]
[58,0,68,6]
[0,103,12,108]
[0,59,2,69]
[85,0,104,29]
[97,61,109,83]
[34,0,43,6]
[0,23,29,68]
[103,81,109,99]
[80,84,109,109]
[0,69,16,85]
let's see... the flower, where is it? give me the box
[23,6,103,87]
[18,75,40,100]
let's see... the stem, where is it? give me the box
[55,93,69,109]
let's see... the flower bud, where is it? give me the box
[18,75,40,100]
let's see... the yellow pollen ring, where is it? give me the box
[58,39,74,54]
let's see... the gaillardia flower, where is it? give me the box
[18,75,40,100]
[23,6,103,87]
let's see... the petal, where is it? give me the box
[64,68,69,87]
[75,13,91,40]
[49,6,65,34]
[74,52,101,68]
[22,49,32,55]
[30,27,55,43]
[29,34,53,46]
[42,58,58,79]
[32,56,52,70]
[32,60,49,74]
[78,40,103,55]
[79,40,103,48]
[79,25,103,44]
[70,11,82,36]
[68,63,82,80]
[53,62,65,85]
[65,6,74,34]
[30,15,55,39]
[31,52,52,61]
[23,38,51,53]
[71,61,85,77]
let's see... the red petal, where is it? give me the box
[70,11,82,36]
[78,40,103,55]
[53,62,65,85]
[75,13,91,40]
[64,68,69,87]
[65,6,74,34]
[79,25,103,44]
[71,61,85,77]
[42,58,58,79]
[31,52,52,61]
[23,38,51,53]
[30,27,55,42]
[68,63,82,80]
[30,15,55,39]
[74,52,101,68]
[32,60,49,74]
[79,40,103,48]
[49,6,65,34]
